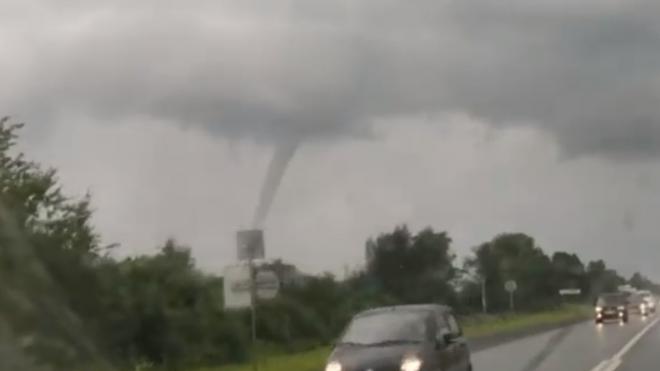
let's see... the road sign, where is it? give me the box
[237,230,265,261]
[505,280,518,293]
[223,264,252,309]
[505,280,517,312]
[559,288,582,296]
[223,265,280,309]
[255,270,280,300]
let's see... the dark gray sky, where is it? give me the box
[2,0,660,279]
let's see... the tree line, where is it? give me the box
[0,118,657,370]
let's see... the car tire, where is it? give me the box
[466,363,473,371]
[595,319,603,324]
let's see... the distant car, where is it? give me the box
[595,293,629,324]
[638,290,656,313]
[628,293,650,316]
[326,304,472,371]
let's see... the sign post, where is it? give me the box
[559,288,582,296]
[249,259,257,371]
[237,230,265,371]
[505,280,518,312]
[481,277,488,314]
[224,230,280,371]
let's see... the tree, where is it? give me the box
[629,272,654,291]
[0,117,109,368]
[104,239,248,369]
[551,252,587,296]
[465,233,556,311]
[365,225,457,304]
[586,260,625,298]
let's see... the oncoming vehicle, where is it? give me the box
[628,293,650,316]
[595,293,629,324]
[638,290,656,313]
[326,304,472,371]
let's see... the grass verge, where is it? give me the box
[461,304,591,339]
[197,305,591,371]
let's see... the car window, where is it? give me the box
[339,311,428,345]
[434,311,450,335]
[446,314,462,336]
[598,295,625,306]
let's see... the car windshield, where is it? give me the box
[598,295,626,306]
[6,2,660,371]
[339,311,428,345]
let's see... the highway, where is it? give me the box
[471,315,660,371]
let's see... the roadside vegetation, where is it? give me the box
[0,117,657,370]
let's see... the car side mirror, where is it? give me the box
[435,330,455,349]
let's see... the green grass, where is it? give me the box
[194,305,591,371]
[198,347,330,371]
[460,304,591,338]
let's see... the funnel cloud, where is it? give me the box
[253,140,299,228]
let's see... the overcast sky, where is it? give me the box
[3,0,660,279]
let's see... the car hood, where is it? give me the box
[329,343,421,370]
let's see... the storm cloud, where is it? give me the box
[3,0,660,157]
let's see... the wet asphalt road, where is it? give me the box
[471,314,660,371]
[617,315,660,371]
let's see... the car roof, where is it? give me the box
[355,304,451,318]
[598,293,627,302]
[600,293,625,298]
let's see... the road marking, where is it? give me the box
[589,316,660,371]
[612,317,659,360]
[590,360,608,371]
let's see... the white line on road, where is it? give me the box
[589,316,660,371]
[590,360,608,371]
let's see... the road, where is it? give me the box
[471,314,660,371]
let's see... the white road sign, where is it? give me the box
[505,280,518,293]
[223,265,280,309]
[256,270,280,300]
[223,264,252,309]
[559,288,582,296]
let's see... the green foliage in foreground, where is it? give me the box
[202,305,591,371]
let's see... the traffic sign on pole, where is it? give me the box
[256,270,280,300]
[237,230,265,261]
[505,280,517,312]
[223,265,280,309]
[223,264,252,309]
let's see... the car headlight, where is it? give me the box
[401,356,423,371]
[595,306,602,312]
[325,361,342,371]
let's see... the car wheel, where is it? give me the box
[595,319,603,324]
[466,363,473,371]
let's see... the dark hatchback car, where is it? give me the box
[326,304,472,371]
[595,293,629,324]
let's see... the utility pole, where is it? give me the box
[509,290,515,312]
[481,276,488,314]
[249,258,258,371]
